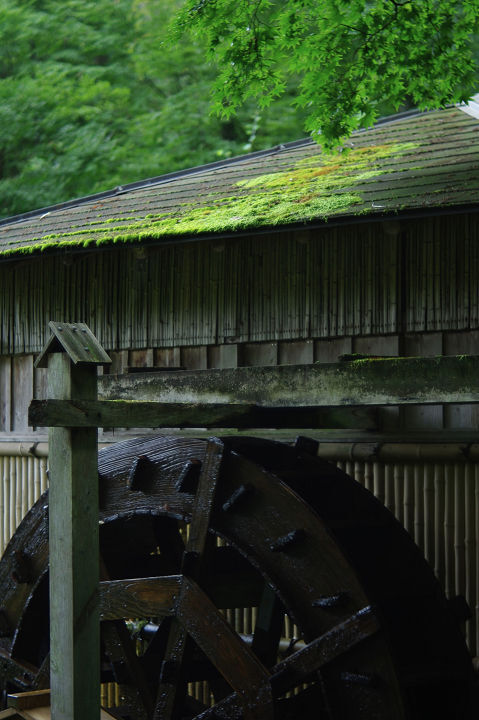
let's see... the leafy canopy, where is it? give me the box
[0,0,307,218]
[173,0,479,146]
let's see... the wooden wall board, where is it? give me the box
[11,357,33,432]
[444,330,479,354]
[33,368,48,401]
[353,335,400,356]
[444,404,479,430]
[238,342,278,367]
[402,404,444,430]
[129,349,154,369]
[109,351,128,376]
[403,332,443,356]
[32,366,48,433]
[314,337,353,363]
[207,345,237,369]
[278,340,314,366]
[154,348,181,368]
[0,357,11,432]
[180,346,208,370]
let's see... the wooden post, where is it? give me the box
[48,354,99,720]
[34,322,111,720]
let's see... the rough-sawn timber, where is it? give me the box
[98,356,479,407]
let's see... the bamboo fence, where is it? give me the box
[0,449,476,660]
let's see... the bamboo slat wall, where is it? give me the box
[339,459,479,659]
[0,451,476,659]
[0,454,48,555]
[2,213,479,356]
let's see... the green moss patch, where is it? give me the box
[1,140,418,257]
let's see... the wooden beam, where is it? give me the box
[29,400,376,429]
[99,355,479,406]
[7,690,51,710]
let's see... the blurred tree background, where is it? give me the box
[0,0,309,218]
[1,0,478,218]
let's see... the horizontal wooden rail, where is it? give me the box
[28,400,375,429]
[99,356,479,407]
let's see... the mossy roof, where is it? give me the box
[1,106,479,259]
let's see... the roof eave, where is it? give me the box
[2,201,479,264]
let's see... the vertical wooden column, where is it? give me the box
[48,353,100,720]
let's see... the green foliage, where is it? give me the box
[3,0,478,219]
[0,0,308,218]
[173,0,479,146]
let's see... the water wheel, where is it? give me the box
[0,435,473,719]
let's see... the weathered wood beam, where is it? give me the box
[47,354,100,720]
[98,356,479,406]
[29,400,376,429]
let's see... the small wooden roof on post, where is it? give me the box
[34,321,111,369]
[35,322,110,720]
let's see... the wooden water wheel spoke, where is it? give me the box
[0,651,39,689]
[153,617,188,720]
[250,584,285,668]
[182,438,224,576]
[191,606,379,720]
[102,620,154,717]
[269,605,379,695]
[178,577,273,716]
[155,439,225,719]
[0,435,473,719]
[99,558,156,717]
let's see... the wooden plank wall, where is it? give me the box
[3,213,479,356]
